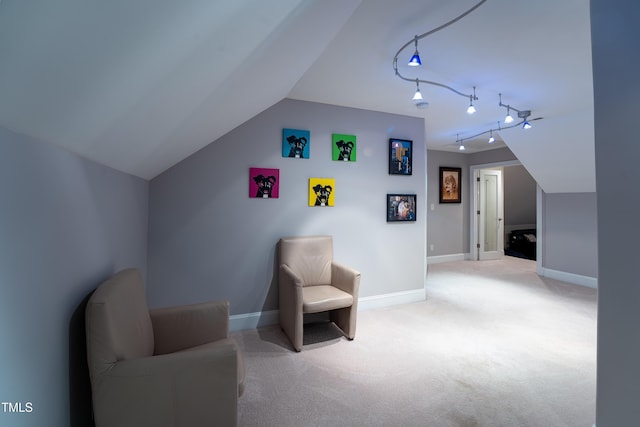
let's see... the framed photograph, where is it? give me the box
[387,194,416,222]
[389,138,412,175]
[439,167,461,203]
[308,178,335,207]
[249,167,279,198]
[332,133,356,162]
[282,128,310,159]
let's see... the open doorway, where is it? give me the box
[470,160,539,263]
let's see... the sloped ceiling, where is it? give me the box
[0,0,594,192]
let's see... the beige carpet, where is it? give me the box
[234,257,596,426]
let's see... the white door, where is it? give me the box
[479,169,504,260]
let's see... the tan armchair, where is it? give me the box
[278,235,361,352]
[85,268,245,427]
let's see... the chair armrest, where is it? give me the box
[150,300,229,355]
[279,264,304,304]
[279,263,304,288]
[93,342,239,426]
[331,262,361,296]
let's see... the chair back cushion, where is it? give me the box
[86,268,154,379]
[279,236,333,286]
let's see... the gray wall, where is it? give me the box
[591,1,640,424]
[504,165,536,227]
[426,150,467,256]
[147,99,426,315]
[467,147,518,166]
[0,127,148,426]
[542,192,598,278]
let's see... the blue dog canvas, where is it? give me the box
[282,128,310,159]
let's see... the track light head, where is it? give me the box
[504,107,514,124]
[412,79,423,101]
[466,88,477,114]
[408,36,422,66]
[518,110,532,129]
[408,52,422,67]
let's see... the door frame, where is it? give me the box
[469,160,542,271]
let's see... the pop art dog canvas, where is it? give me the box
[308,178,335,207]
[282,128,310,159]
[249,167,279,198]
[332,133,356,162]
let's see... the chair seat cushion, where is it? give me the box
[302,285,353,313]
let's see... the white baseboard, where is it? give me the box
[427,253,466,264]
[229,288,426,332]
[358,288,426,311]
[540,267,598,289]
[230,310,279,332]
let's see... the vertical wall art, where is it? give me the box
[249,167,280,198]
[439,166,461,203]
[389,138,412,175]
[308,178,335,207]
[332,133,356,162]
[282,128,310,159]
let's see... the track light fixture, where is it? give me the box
[467,87,477,114]
[504,107,514,124]
[412,79,423,101]
[408,36,422,67]
[499,94,533,128]
[391,0,540,151]
[517,110,533,130]
[393,1,485,113]
[455,98,539,149]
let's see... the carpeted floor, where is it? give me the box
[234,257,597,427]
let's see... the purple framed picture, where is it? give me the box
[249,167,280,198]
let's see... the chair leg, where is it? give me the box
[330,306,356,340]
[279,303,304,351]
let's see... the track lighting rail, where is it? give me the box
[392,0,539,149]
[392,0,487,101]
[456,94,537,149]
[456,119,527,145]
[498,93,530,118]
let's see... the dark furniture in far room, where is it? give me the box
[505,228,537,260]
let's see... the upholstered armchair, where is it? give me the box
[278,235,361,352]
[85,268,245,427]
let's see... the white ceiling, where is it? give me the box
[0,0,595,192]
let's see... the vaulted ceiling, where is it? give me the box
[0,0,594,192]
